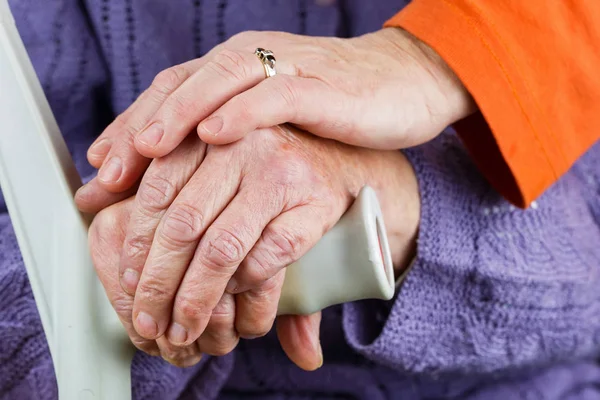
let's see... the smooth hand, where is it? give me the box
[85,125,419,369]
[78,28,474,203]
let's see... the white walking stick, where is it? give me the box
[0,1,135,399]
[0,1,394,398]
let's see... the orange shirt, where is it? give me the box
[385,0,600,208]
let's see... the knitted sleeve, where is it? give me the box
[343,131,600,375]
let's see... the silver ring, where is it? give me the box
[254,48,277,78]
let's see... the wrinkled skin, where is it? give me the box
[84,125,420,369]
[79,28,473,203]
[78,26,460,368]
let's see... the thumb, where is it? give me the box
[276,312,323,371]
[89,197,160,355]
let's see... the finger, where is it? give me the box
[87,82,166,168]
[276,312,323,371]
[119,135,206,296]
[75,177,139,214]
[197,75,349,145]
[87,99,142,168]
[155,336,203,368]
[88,198,159,356]
[132,150,242,340]
[234,270,285,340]
[92,58,205,193]
[194,293,239,356]
[166,184,284,346]
[227,203,333,293]
[133,48,285,158]
[87,137,113,169]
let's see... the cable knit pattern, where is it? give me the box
[1,1,599,399]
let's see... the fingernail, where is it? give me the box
[317,343,323,369]
[98,156,123,183]
[121,268,140,294]
[311,316,322,368]
[167,322,188,345]
[225,278,239,293]
[136,312,158,338]
[199,116,223,136]
[137,122,164,147]
[89,138,111,157]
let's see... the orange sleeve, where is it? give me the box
[385,0,600,207]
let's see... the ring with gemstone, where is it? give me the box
[254,48,277,78]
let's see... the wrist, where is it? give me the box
[358,149,420,274]
[378,27,477,126]
[301,133,420,275]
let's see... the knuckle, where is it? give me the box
[203,313,238,356]
[205,340,237,357]
[262,224,304,261]
[111,113,129,132]
[174,294,210,322]
[211,294,236,317]
[113,114,139,145]
[123,234,149,260]
[228,30,259,46]
[228,95,254,122]
[136,276,172,304]
[152,66,188,95]
[275,75,300,109]
[89,208,117,244]
[207,314,234,333]
[131,339,158,356]
[236,289,279,338]
[161,351,200,368]
[201,229,247,270]
[238,320,271,339]
[160,203,204,247]
[165,93,197,121]
[263,168,295,193]
[89,209,124,270]
[167,358,186,367]
[207,313,235,334]
[112,296,133,318]
[138,173,177,212]
[207,49,250,82]
[88,218,103,249]
[294,51,327,78]
[262,155,312,192]
[240,254,273,287]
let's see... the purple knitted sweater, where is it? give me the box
[2,0,600,399]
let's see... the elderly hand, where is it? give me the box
[89,194,325,369]
[80,28,473,198]
[82,125,419,369]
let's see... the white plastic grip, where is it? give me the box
[278,185,395,315]
[0,1,395,398]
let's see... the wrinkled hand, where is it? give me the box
[83,125,419,369]
[89,195,324,369]
[80,28,474,198]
